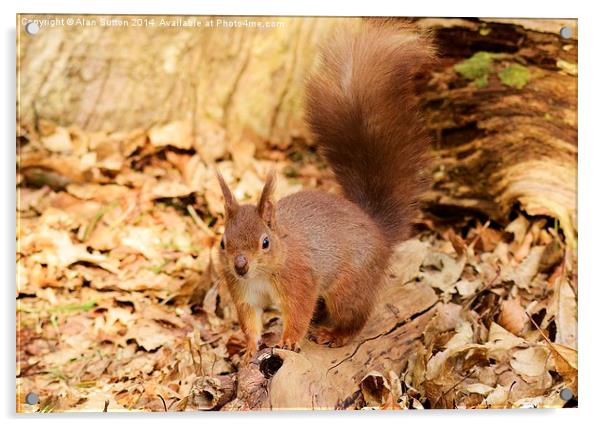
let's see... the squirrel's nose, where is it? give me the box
[234,255,249,276]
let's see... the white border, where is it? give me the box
[3,1,600,427]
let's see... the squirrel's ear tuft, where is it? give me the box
[216,170,238,219]
[258,171,276,228]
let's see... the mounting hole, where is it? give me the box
[25,22,40,35]
[559,26,572,39]
[25,392,39,405]
[560,388,573,401]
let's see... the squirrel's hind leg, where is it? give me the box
[308,269,382,347]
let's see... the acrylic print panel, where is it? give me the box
[16,15,577,412]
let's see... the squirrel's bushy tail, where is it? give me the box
[306,20,434,246]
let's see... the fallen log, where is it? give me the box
[417,18,577,247]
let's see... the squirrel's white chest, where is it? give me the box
[239,275,279,309]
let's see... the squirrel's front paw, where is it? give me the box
[242,342,259,364]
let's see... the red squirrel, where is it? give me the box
[217,21,434,363]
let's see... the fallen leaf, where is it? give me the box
[498,298,528,336]
[474,226,502,252]
[389,239,429,284]
[420,251,466,293]
[501,245,545,288]
[126,319,174,351]
[68,391,130,412]
[462,383,494,395]
[486,322,527,362]
[481,384,510,408]
[505,214,529,247]
[166,152,209,191]
[41,127,72,153]
[150,180,194,199]
[510,346,550,378]
[455,279,480,297]
[547,342,578,392]
[555,274,577,349]
[149,121,192,150]
[360,371,395,409]
[20,226,106,270]
[444,320,473,350]
[120,226,162,260]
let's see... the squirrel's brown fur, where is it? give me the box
[217,20,434,363]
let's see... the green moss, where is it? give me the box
[49,300,97,313]
[474,75,489,88]
[283,165,299,178]
[479,26,491,36]
[454,52,507,88]
[498,64,531,89]
[454,52,494,81]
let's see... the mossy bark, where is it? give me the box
[417,18,577,246]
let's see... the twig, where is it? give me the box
[157,394,167,412]
[187,205,214,236]
[434,367,476,407]
[188,336,204,376]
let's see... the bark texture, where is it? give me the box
[18,16,344,152]
[418,18,577,247]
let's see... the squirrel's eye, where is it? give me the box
[220,238,225,250]
[262,236,270,250]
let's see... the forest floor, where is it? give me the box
[16,120,577,411]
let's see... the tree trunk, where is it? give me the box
[18,15,346,152]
